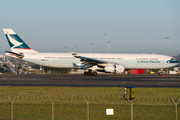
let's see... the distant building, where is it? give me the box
[0,55,3,61]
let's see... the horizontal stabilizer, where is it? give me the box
[6,51,24,59]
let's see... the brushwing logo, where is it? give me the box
[7,32,23,49]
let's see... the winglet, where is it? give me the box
[71,52,79,58]
[71,52,77,56]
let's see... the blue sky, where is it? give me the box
[0,0,180,56]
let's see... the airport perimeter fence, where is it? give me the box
[0,92,179,120]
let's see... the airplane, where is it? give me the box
[3,29,179,75]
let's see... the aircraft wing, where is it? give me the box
[72,52,115,66]
[72,52,125,74]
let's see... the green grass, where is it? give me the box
[0,86,180,94]
[0,86,179,120]
[0,103,179,120]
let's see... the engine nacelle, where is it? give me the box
[104,64,125,73]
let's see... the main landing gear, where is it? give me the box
[159,72,166,76]
[158,69,166,76]
[84,70,97,76]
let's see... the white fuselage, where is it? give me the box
[7,52,178,69]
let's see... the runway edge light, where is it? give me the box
[106,108,114,115]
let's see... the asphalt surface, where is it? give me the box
[0,74,180,87]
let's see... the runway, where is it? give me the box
[0,74,180,87]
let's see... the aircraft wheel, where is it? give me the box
[84,72,88,75]
[93,71,97,76]
[88,72,92,75]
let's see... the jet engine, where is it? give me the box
[104,64,125,73]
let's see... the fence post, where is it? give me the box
[127,98,136,120]
[171,98,180,120]
[48,96,57,120]
[84,97,92,120]
[11,101,13,120]
[7,96,16,120]
[52,101,54,120]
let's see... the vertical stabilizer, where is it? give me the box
[3,29,38,53]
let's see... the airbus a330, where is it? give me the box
[3,29,179,75]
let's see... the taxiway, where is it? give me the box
[0,74,180,87]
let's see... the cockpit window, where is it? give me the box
[170,58,176,61]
